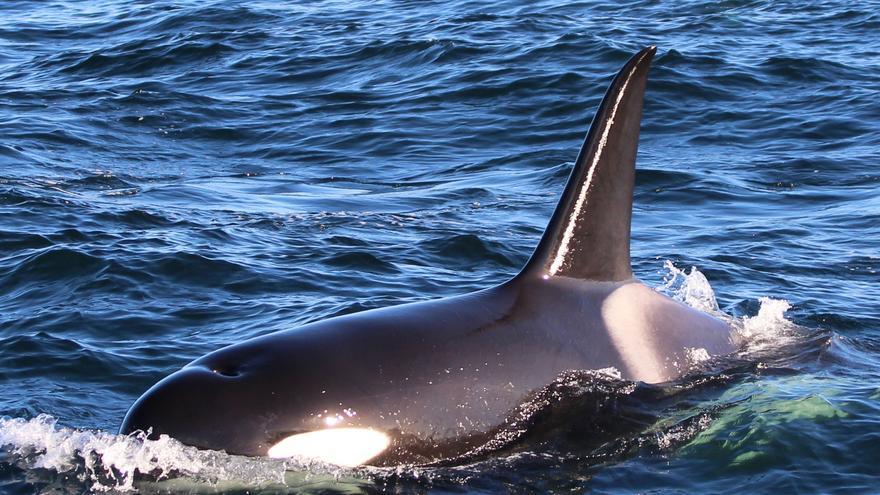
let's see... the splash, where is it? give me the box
[736,297,799,350]
[658,261,799,352]
[0,414,350,492]
[658,260,721,314]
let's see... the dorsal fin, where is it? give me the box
[521,46,656,281]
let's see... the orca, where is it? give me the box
[120,46,734,467]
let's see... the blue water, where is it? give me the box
[1,0,878,493]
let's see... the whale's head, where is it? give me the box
[121,364,267,455]
[120,352,392,466]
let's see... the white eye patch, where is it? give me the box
[267,428,390,467]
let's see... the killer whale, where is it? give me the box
[120,46,734,466]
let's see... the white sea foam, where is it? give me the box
[0,414,351,492]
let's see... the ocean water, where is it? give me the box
[1,0,878,493]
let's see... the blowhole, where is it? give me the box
[211,366,240,377]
